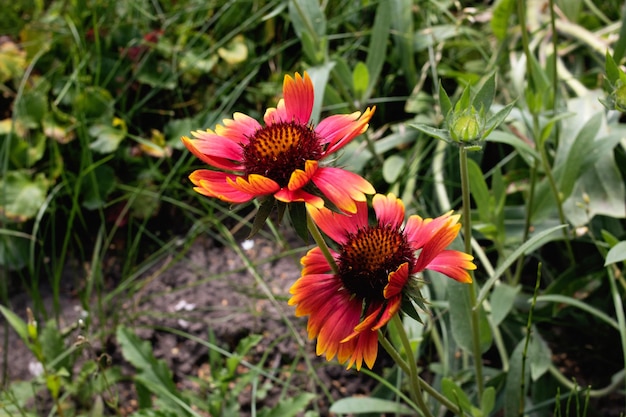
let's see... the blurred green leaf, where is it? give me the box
[0,171,48,222]
[81,165,116,210]
[364,0,390,100]
[442,378,475,414]
[136,60,177,90]
[448,280,493,354]
[473,73,496,113]
[490,283,520,326]
[0,304,29,345]
[504,341,528,417]
[605,241,626,266]
[89,122,127,154]
[16,90,48,128]
[352,61,369,100]
[330,396,416,414]
[491,0,515,41]
[382,154,405,184]
[528,330,551,381]
[259,393,316,417]
[0,40,27,83]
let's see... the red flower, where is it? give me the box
[182,72,375,213]
[289,194,476,370]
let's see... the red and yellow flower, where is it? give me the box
[289,193,476,370]
[182,72,375,213]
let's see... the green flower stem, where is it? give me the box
[306,209,338,274]
[379,331,463,415]
[390,315,434,417]
[459,145,485,399]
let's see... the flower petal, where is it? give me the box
[263,99,288,126]
[427,250,475,283]
[307,201,368,245]
[227,174,280,196]
[312,167,375,214]
[317,106,375,154]
[413,216,462,272]
[373,193,405,229]
[283,72,314,124]
[343,326,379,370]
[182,135,243,171]
[383,262,410,299]
[286,160,318,191]
[274,188,324,207]
[214,112,261,144]
[188,170,254,203]
[300,247,337,275]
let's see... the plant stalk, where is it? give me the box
[459,145,485,399]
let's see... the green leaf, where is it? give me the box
[307,62,335,125]
[15,89,48,128]
[534,294,619,330]
[441,377,473,413]
[476,225,566,305]
[528,330,551,381]
[352,61,369,99]
[81,164,116,210]
[605,241,626,266]
[89,123,126,154]
[288,0,326,40]
[491,0,515,40]
[364,0,390,100]
[0,40,27,83]
[490,283,520,326]
[481,386,496,416]
[329,397,416,414]
[409,123,451,143]
[439,82,453,119]
[448,279,493,354]
[483,101,515,138]
[467,158,490,224]
[0,171,49,222]
[389,0,416,87]
[248,197,275,238]
[259,393,316,417]
[504,340,528,417]
[73,86,114,120]
[472,73,496,113]
[382,154,405,184]
[486,130,539,167]
[605,50,620,85]
[0,304,29,345]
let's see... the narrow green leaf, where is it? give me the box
[491,0,515,40]
[455,84,472,112]
[307,61,335,124]
[473,73,496,112]
[605,241,626,266]
[409,123,451,143]
[352,61,369,99]
[248,197,275,238]
[389,0,416,88]
[364,0,390,100]
[476,225,566,305]
[535,294,619,330]
[557,112,602,200]
[439,81,453,119]
[0,304,29,344]
[467,158,490,224]
[605,50,620,85]
[483,101,515,138]
[329,397,416,414]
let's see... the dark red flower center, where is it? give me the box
[242,121,323,187]
[337,225,415,302]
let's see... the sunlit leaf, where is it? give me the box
[0,171,48,222]
[217,35,248,65]
[330,397,416,414]
[605,241,626,266]
[0,40,27,83]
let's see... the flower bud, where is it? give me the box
[614,81,626,112]
[450,107,482,143]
